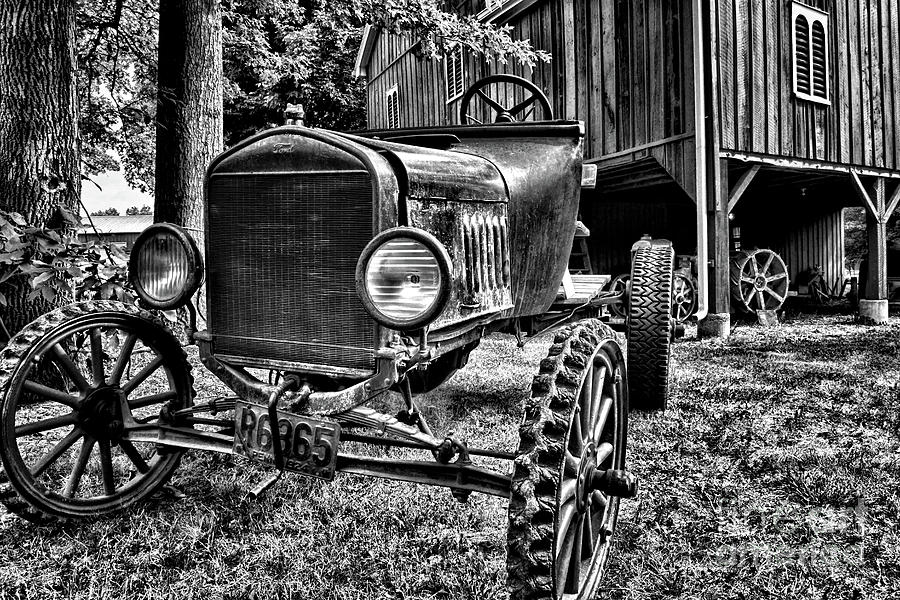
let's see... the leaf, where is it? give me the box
[108,244,128,260]
[26,289,42,301]
[7,212,27,227]
[40,286,57,303]
[0,291,7,307]
[33,271,56,286]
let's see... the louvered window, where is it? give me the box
[386,86,400,129]
[792,2,830,104]
[445,46,465,102]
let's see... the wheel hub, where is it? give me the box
[574,442,597,514]
[79,386,125,440]
[754,275,767,290]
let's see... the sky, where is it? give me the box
[81,170,153,215]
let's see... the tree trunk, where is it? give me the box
[154,0,223,253]
[0,0,81,335]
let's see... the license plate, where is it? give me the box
[233,400,340,481]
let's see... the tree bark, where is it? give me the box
[154,0,223,253]
[0,0,81,335]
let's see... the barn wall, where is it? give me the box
[364,0,696,165]
[579,183,698,275]
[735,192,846,292]
[714,0,900,171]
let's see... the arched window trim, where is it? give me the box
[791,2,831,105]
[386,86,400,129]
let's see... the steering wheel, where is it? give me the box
[458,74,554,124]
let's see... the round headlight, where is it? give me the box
[356,228,451,330]
[128,223,203,310]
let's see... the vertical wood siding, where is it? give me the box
[715,0,900,171]
[738,196,846,291]
[364,0,695,164]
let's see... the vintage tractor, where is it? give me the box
[0,77,674,600]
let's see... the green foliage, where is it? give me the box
[90,207,121,216]
[0,209,133,308]
[77,0,159,193]
[77,0,551,185]
[125,205,152,215]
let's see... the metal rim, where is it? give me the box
[672,273,698,323]
[459,74,554,124]
[734,248,789,312]
[553,338,626,598]
[607,274,630,319]
[128,222,204,310]
[355,226,452,331]
[0,310,191,518]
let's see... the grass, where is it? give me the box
[1,311,899,599]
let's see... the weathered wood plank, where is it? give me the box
[719,0,735,149]
[563,0,576,120]
[727,164,761,214]
[632,0,647,146]
[851,171,879,219]
[764,0,778,154]
[779,0,793,157]
[682,0,695,135]
[649,0,664,141]
[600,0,617,155]
[836,0,851,163]
[880,0,894,169]
[870,0,884,168]
[860,1,873,166]
[750,0,765,153]
[617,0,632,150]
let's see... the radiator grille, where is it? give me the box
[462,213,509,297]
[206,172,375,372]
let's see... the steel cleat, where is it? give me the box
[589,469,638,498]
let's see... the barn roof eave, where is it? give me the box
[353,25,378,78]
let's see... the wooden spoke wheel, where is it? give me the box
[626,243,674,412]
[0,301,193,522]
[671,272,698,323]
[508,319,629,600]
[730,248,789,313]
[606,274,630,320]
[459,74,554,124]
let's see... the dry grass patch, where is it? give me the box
[1,314,899,599]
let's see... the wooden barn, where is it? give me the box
[354,0,900,335]
[77,214,154,252]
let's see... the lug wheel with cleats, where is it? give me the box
[0,301,193,522]
[508,319,632,600]
[627,243,674,412]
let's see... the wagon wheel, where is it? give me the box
[0,301,193,523]
[606,274,630,320]
[459,74,554,124]
[729,248,789,313]
[671,272,697,323]
[508,319,630,600]
[627,243,674,412]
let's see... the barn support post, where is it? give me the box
[852,174,893,323]
[696,0,729,340]
[699,159,732,338]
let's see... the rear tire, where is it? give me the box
[627,243,674,412]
